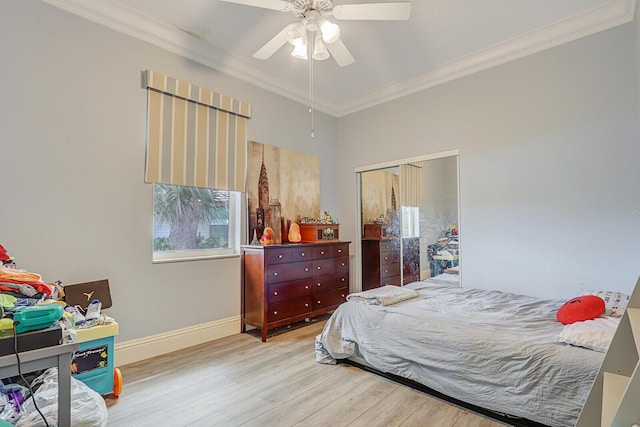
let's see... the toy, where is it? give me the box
[260,227,274,245]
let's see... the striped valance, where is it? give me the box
[143,70,251,118]
[143,70,251,191]
[400,162,423,207]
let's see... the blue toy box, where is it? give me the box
[72,322,121,396]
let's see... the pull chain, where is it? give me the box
[308,30,315,138]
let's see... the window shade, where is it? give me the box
[143,70,252,191]
[400,162,423,207]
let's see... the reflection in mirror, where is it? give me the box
[358,153,459,291]
[360,167,401,291]
[412,156,459,285]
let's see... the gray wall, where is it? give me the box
[337,21,640,298]
[0,1,337,342]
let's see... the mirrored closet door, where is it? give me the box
[357,151,460,291]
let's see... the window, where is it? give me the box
[153,184,241,262]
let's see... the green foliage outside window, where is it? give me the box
[153,184,230,252]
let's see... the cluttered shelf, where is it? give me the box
[0,244,118,427]
[426,227,459,278]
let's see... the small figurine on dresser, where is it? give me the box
[259,227,274,246]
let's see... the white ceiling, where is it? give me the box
[44,0,636,116]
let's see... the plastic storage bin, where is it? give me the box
[72,322,122,397]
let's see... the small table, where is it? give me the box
[433,254,459,275]
[0,339,78,427]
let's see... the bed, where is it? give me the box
[315,278,607,427]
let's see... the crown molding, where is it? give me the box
[42,0,635,118]
[40,0,340,116]
[336,0,637,116]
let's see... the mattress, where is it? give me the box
[315,280,604,427]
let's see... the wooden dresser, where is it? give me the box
[241,241,350,341]
[361,238,420,291]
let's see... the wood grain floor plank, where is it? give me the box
[239,365,371,427]
[293,375,400,426]
[344,385,436,427]
[399,398,465,427]
[453,412,509,427]
[106,318,505,427]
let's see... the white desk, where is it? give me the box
[0,339,78,427]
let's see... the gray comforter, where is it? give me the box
[315,281,604,427]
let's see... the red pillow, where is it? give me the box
[557,295,605,325]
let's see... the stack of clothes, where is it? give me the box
[0,267,58,306]
[0,245,60,311]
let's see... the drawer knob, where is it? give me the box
[338,249,342,253]
[341,263,345,266]
[341,278,345,282]
[305,303,309,307]
[341,294,345,298]
[317,300,321,304]
[274,311,278,315]
[384,269,388,273]
[384,257,388,260]
[274,272,278,276]
[320,251,325,255]
[301,252,305,257]
[305,267,309,272]
[305,285,309,289]
[317,266,321,270]
[317,283,321,287]
[274,291,278,296]
[278,254,283,259]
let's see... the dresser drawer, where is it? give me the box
[313,288,348,310]
[335,256,349,273]
[312,272,349,294]
[380,251,399,265]
[268,297,312,322]
[381,262,400,278]
[290,246,313,262]
[312,256,349,276]
[381,275,401,287]
[312,258,335,275]
[379,240,399,252]
[265,248,293,265]
[268,279,312,304]
[266,261,312,284]
[312,245,334,259]
[333,243,349,258]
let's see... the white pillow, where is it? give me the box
[587,290,629,317]
[557,316,620,352]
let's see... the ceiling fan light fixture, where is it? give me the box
[320,19,340,44]
[291,41,308,59]
[312,35,330,61]
[287,23,306,46]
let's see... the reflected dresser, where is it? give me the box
[361,237,420,291]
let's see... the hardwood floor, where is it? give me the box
[105,318,507,427]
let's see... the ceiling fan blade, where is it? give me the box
[332,2,411,20]
[219,0,293,12]
[327,39,355,67]
[253,23,297,60]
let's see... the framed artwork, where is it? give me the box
[247,141,320,244]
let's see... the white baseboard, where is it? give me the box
[114,315,241,366]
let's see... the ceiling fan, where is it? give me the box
[220,0,412,67]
